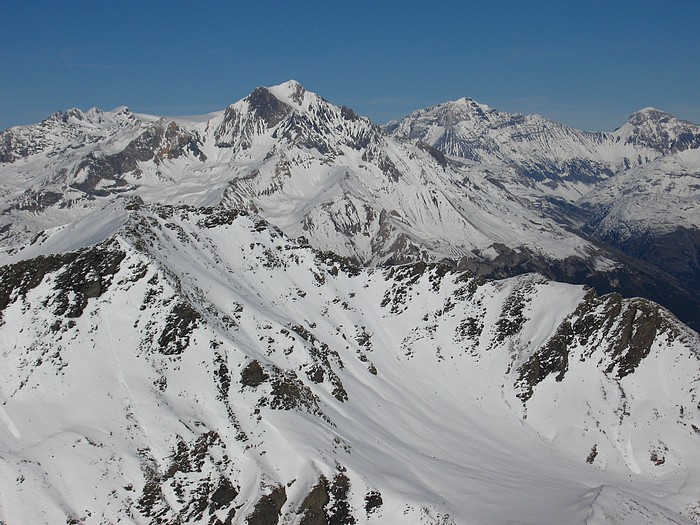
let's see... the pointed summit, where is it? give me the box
[455,96,493,111]
[619,107,700,153]
[267,79,308,107]
[626,107,674,126]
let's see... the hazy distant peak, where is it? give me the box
[454,96,493,112]
[627,107,674,125]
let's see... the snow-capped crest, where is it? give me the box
[628,106,673,123]
[266,79,308,107]
[614,107,700,153]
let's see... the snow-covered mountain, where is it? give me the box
[2,82,700,524]
[389,98,700,329]
[2,81,598,268]
[1,202,699,525]
[1,81,698,329]
[387,97,615,202]
[578,116,700,297]
[388,99,700,202]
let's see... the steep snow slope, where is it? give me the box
[578,139,700,296]
[1,203,698,524]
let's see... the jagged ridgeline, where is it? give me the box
[1,81,698,330]
[0,203,698,524]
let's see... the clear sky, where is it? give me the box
[2,0,699,132]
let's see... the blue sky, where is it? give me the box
[2,0,699,131]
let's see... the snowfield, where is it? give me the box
[0,203,698,524]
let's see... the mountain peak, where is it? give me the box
[627,107,673,126]
[455,96,492,111]
[618,107,700,153]
[266,79,308,107]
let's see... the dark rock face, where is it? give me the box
[246,485,287,525]
[0,245,125,322]
[71,153,134,195]
[583,224,700,309]
[296,474,356,525]
[210,478,239,516]
[297,478,330,525]
[453,242,700,333]
[327,473,355,525]
[247,87,293,129]
[241,359,268,387]
[517,159,615,186]
[516,290,680,401]
[364,491,383,516]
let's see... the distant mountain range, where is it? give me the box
[1,81,698,329]
[389,97,700,314]
[0,82,699,524]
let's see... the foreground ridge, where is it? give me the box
[0,203,698,524]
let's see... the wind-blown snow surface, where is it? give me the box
[1,204,698,524]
